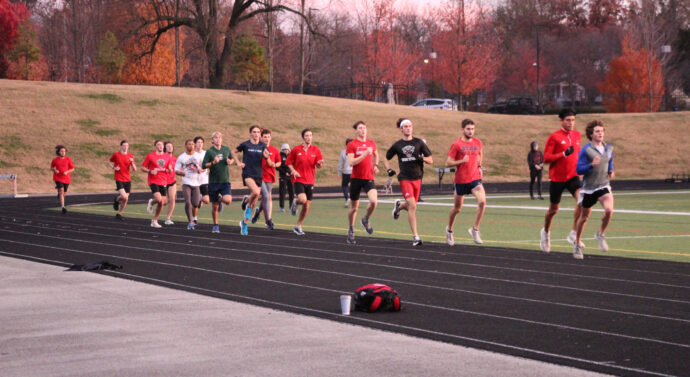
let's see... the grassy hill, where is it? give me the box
[1,79,689,194]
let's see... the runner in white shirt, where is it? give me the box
[176,139,204,230]
[193,136,210,224]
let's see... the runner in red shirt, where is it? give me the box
[163,141,178,226]
[141,140,173,228]
[539,108,583,253]
[251,129,281,229]
[286,128,324,235]
[50,145,75,214]
[444,119,486,246]
[108,140,136,220]
[345,120,380,244]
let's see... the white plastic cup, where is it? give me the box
[340,295,351,315]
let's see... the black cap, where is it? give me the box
[558,108,577,120]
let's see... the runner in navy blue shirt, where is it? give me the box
[231,125,269,235]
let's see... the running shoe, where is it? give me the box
[392,199,401,220]
[567,230,585,247]
[187,222,195,230]
[113,197,119,211]
[151,220,162,228]
[468,227,483,244]
[239,220,248,236]
[164,219,174,225]
[573,244,584,260]
[241,195,248,211]
[61,207,67,214]
[218,201,223,213]
[290,198,297,216]
[212,224,220,233]
[413,236,423,246]
[193,218,198,225]
[244,205,253,221]
[361,217,373,234]
[266,219,274,230]
[280,207,285,212]
[146,199,153,214]
[344,199,350,208]
[347,228,356,244]
[445,226,454,246]
[540,228,550,253]
[293,226,305,235]
[594,231,609,252]
[115,213,123,221]
[538,196,544,200]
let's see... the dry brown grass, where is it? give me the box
[1,79,689,194]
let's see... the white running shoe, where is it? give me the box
[595,231,609,252]
[573,244,584,260]
[146,199,153,214]
[567,230,585,247]
[445,226,455,246]
[164,219,174,225]
[150,220,162,228]
[540,228,550,253]
[468,227,483,244]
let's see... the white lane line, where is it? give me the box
[3,222,689,294]
[374,199,690,216]
[3,211,689,279]
[514,234,690,243]
[0,249,680,377]
[0,244,687,350]
[2,225,690,320]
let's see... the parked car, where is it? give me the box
[411,98,457,111]
[504,97,544,115]
[487,101,507,113]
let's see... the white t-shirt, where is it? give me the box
[176,152,202,187]
[194,150,209,185]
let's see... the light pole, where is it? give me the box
[661,44,671,111]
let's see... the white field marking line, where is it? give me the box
[4,220,689,294]
[374,199,690,216]
[0,250,680,377]
[5,211,688,280]
[513,234,690,243]
[0,244,687,353]
[418,190,690,200]
[3,226,690,324]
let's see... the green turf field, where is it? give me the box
[68,190,690,263]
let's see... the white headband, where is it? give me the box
[399,119,412,128]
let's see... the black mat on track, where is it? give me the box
[1,194,688,377]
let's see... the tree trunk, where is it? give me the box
[299,0,305,94]
[175,0,180,87]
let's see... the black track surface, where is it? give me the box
[1,194,688,377]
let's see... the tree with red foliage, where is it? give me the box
[0,0,29,77]
[597,36,665,112]
[433,0,501,110]
[354,0,421,93]
[502,44,551,98]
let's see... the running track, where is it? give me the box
[1,194,688,377]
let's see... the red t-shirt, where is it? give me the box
[262,145,281,183]
[346,138,377,180]
[142,152,172,186]
[447,138,482,184]
[51,157,74,184]
[166,154,177,185]
[543,128,581,182]
[286,144,323,185]
[109,152,135,182]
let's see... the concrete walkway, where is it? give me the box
[0,256,607,377]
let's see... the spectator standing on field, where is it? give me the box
[277,143,294,212]
[337,138,353,207]
[527,141,544,200]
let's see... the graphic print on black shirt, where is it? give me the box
[385,138,431,181]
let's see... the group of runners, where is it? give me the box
[50,108,614,259]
